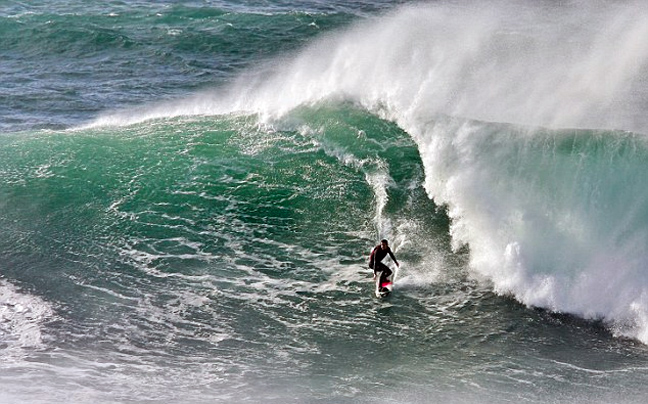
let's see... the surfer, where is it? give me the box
[368,239,399,287]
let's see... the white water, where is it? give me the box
[0,280,56,360]
[411,117,648,341]
[88,0,648,342]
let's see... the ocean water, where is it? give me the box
[3,1,648,403]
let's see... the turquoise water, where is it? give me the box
[3,1,648,403]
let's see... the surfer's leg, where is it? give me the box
[382,270,392,287]
[377,264,391,287]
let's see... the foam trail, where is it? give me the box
[365,163,392,238]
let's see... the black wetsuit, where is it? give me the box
[369,245,397,284]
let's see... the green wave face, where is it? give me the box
[0,105,433,292]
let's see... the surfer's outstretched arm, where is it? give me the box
[388,249,399,267]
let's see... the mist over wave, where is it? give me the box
[90,0,648,132]
[86,1,648,343]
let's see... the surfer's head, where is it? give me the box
[380,239,388,249]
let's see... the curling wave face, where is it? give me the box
[86,1,648,343]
